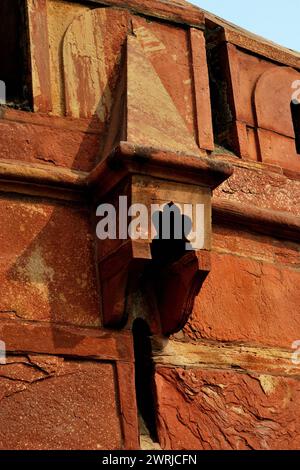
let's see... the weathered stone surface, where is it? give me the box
[225,44,275,127]
[208,37,300,168]
[214,164,300,217]
[125,34,200,154]
[152,337,300,378]
[213,199,300,243]
[184,252,300,349]
[29,3,213,154]
[47,0,90,116]
[212,225,300,269]
[0,0,299,453]
[255,67,300,139]
[205,9,300,69]
[0,357,122,450]
[132,16,204,144]
[67,0,205,29]
[155,367,300,450]
[27,0,52,113]
[116,363,140,450]
[257,128,300,172]
[0,195,100,326]
[63,8,129,120]
[0,116,101,171]
[101,14,214,156]
[0,318,134,362]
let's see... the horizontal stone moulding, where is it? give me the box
[213,198,300,242]
[0,151,298,243]
[0,159,87,188]
[82,0,206,28]
[87,142,233,199]
[0,318,134,362]
[152,337,300,378]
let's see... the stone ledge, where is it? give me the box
[205,11,300,68]
[0,151,298,242]
[0,318,134,362]
[213,198,300,243]
[0,107,104,134]
[79,0,205,28]
[152,337,300,378]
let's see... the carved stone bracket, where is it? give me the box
[78,8,234,335]
[88,143,232,335]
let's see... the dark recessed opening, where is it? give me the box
[291,100,300,154]
[151,202,191,266]
[0,0,31,108]
[132,318,157,441]
[205,25,236,154]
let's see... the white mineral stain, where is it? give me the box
[17,246,54,301]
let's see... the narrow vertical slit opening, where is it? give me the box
[291,100,300,154]
[132,318,157,443]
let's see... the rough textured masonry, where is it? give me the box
[0,0,299,450]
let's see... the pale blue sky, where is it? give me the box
[190,1,300,52]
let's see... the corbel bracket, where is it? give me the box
[83,13,233,335]
[88,143,232,335]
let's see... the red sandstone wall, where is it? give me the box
[0,0,299,451]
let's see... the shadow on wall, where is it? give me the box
[4,31,205,348]
[4,57,123,348]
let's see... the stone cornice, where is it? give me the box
[0,154,299,243]
[73,0,300,68]
[75,0,205,28]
